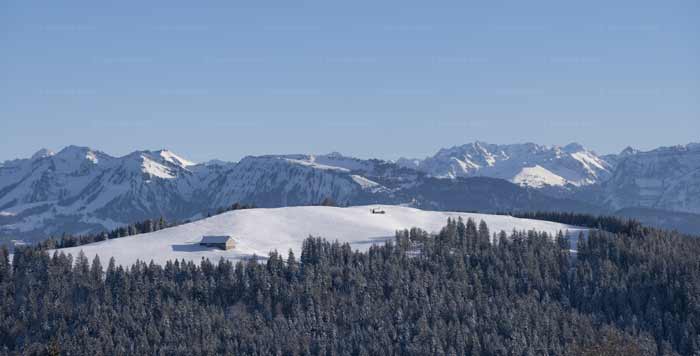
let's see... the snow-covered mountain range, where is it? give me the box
[400,141,700,218]
[397,142,612,188]
[600,143,700,214]
[1,142,698,242]
[0,146,205,236]
[0,148,427,240]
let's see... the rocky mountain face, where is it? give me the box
[1,142,698,242]
[397,142,612,188]
[0,146,207,239]
[600,143,700,214]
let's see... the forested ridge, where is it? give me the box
[1,217,699,355]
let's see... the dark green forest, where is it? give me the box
[1,217,699,355]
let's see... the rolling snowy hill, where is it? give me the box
[52,205,588,267]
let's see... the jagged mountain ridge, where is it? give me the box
[401,141,700,216]
[0,146,206,237]
[1,142,699,241]
[397,141,613,188]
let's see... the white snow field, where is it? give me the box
[53,205,587,267]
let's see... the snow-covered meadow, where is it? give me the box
[53,205,587,267]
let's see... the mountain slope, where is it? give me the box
[398,142,612,188]
[0,146,209,238]
[601,143,700,214]
[52,205,587,267]
[402,177,602,214]
[203,155,387,209]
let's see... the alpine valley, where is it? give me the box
[1,141,699,243]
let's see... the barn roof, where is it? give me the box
[201,235,233,243]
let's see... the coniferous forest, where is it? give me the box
[1,217,699,355]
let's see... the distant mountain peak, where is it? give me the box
[618,146,638,156]
[31,148,55,160]
[323,151,346,158]
[562,142,585,153]
[401,141,611,187]
[47,146,113,168]
[57,145,91,154]
[157,149,196,167]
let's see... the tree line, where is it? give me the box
[35,216,171,250]
[510,211,644,235]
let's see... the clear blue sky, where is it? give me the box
[1,0,698,162]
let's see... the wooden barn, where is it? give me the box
[370,207,386,214]
[200,235,235,250]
